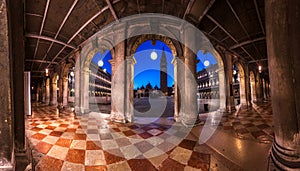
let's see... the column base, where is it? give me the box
[109,112,126,123]
[270,140,300,170]
[74,107,90,115]
[226,105,236,113]
[174,113,181,122]
[181,114,201,128]
[49,102,57,106]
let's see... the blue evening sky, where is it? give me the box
[90,40,217,90]
[134,40,174,90]
[91,50,112,74]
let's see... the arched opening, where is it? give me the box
[196,50,220,112]
[133,39,175,119]
[250,71,257,103]
[89,50,112,113]
[233,62,246,106]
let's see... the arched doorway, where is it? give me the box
[133,40,175,119]
[196,50,221,112]
[233,62,246,106]
[89,51,112,113]
[76,13,226,125]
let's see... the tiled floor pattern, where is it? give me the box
[199,101,274,143]
[27,104,210,171]
[27,101,274,170]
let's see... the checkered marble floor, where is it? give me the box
[27,103,211,171]
[199,101,274,143]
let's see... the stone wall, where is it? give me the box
[0,0,13,169]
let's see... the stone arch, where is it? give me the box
[234,62,246,105]
[128,34,182,58]
[76,13,226,122]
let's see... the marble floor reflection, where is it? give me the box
[26,101,273,171]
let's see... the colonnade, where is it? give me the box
[35,67,71,108]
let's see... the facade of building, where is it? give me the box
[197,64,220,99]
[89,62,111,97]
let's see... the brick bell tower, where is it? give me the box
[160,46,168,95]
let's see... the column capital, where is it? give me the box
[126,55,136,65]
[171,56,178,65]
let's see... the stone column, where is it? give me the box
[124,55,136,123]
[266,0,300,169]
[0,0,13,168]
[225,53,235,112]
[74,50,81,113]
[218,68,226,112]
[80,69,90,113]
[41,81,46,103]
[24,72,31,116]
[172,56,184,122]
[45,77,50,104]
[255,72,263,102]
[62,77,69,107]
[239,74,247,106]
[262,79,267,100]
[182,26,199,127]
[49,76,57,106]
[244,65,251,106]
[110,41,126,122]
[36,83,41,102]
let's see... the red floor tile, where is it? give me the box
[66,149,85,164]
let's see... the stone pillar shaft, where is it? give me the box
[182,26,198,126]
[239,75,247,105]
[80,69,90,112]
[45,77,50,104]
[244,65,251,106]
[225,53,235,112]
[218,68,226,111]
[62,77,68,107]
[110,41,126,122]
[0,0,14,167]
[124,56,135,122]
[50,77,57,106]
[172,56,184,122]
[42,82,46,103]
[75,52,81,113]
[266,0,300,169]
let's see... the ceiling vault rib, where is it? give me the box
[206,15,237,43]
[67,6,109,44]
[253,0,265,35]
[208,26,218,35]
[31,0,50,70]
[105,0,119,21]
[26,59,58,64]
[226,0,263,59]
[230,37,265,50]
[26,34,75,49]
[225,0,250,38]
[183,0,195,19]
[26,13,43,18]
[198,0,216,22]
[206,14,256,62]
[37,0,79,71]
[47,0,120,69]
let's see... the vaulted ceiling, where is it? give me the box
[24,0,267,78]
